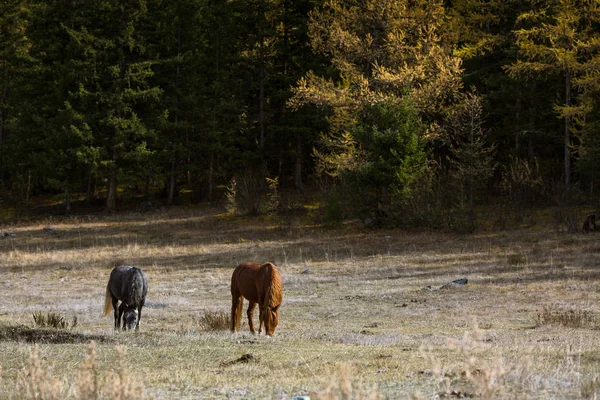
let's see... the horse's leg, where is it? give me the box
[118,303,126,331]
[112,297,119,331]
[257,305,263,334]
[247,302,257,334]
[135,305,142,331]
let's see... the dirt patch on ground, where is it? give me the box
[0,325,114,344]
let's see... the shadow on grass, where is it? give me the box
[0,324,114,344]
[4,206,600,288]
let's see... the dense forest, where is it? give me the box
[2,0,600,230]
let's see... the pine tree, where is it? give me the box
[0,0,32,188]
[11,0,95,207]
[447,91,496,216]
[505,0,600,198]
[61,0,161,212]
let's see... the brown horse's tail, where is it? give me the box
[233,296,244,331]
[103,283,112,316]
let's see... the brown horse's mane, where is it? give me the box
[261,262,282,308]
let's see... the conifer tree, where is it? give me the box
[61,0,161,212]
[0,0,31,187]
[290,0,463,220]
[447,91,495,214]
[505,0,600,198]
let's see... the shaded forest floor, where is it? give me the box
[0,204,599,398]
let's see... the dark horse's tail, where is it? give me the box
[103,282,112,316]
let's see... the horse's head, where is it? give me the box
[263,304,280,336]
[123,308,139,330]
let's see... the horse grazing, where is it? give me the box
[103,266,148,331]
[231,261,283,336]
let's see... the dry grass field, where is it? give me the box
[0,205,600,399]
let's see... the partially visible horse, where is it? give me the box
[103,265,148,331]
[231,261,283,336]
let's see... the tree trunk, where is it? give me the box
[514,0,523,154]
[1,60,6,186]
[295,136,303,192]
[591,139,595,204]
[259,53,266,189]
[167,157,176,206]
[258,0,267,190]
[186,130,191,186]
[168,18,181,208]
[64,188,71,214]
[564,70,571,199]
[106,174,117,213]
[208,151,214,201]
[528,82,536,161]
[25,171,31,205]
[86,171,94,204]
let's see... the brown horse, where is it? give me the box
[231,261,283,336]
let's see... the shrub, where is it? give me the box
[507,253,527,265]
[323,190,344,228]
[32,312,77,330]
[226,171,261,216]
[534,305,596,328]
[198,310,230,331]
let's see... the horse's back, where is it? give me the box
[108,265,147,305]
[232,262,281,304]
[232,262,261,302]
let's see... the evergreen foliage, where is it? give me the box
[1,0,600,228]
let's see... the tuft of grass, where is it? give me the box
[422,326,506,400]
[507,253,527,265]
[32,312,77,330]
[316,364,381,400]
[107,345,146,400]
[580,375,600,399]
[534,305,596,328]
[198,309,230,331]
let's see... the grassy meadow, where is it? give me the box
[0,205,599,399]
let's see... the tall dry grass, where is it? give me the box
[317,365,380,400]
[5,342,149,400]
[16,345,64,400]
[78,341,99,400]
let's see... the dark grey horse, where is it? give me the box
[103,266,148,331]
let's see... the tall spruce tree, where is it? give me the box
[61,0,161,212]
[505,0,600,198]
[13,0,96,207]
[0,0,32,189]
[447,91,496,217]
